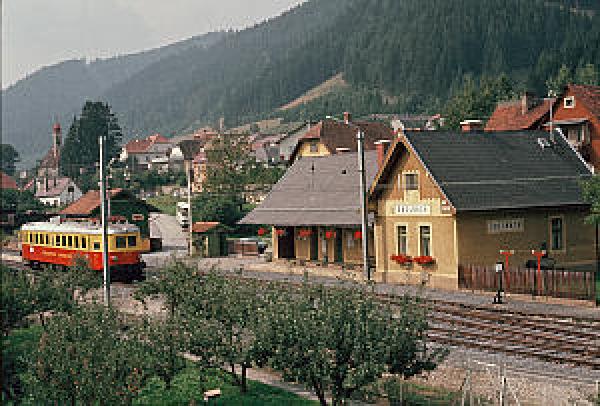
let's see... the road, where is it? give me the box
[145,213,188,267]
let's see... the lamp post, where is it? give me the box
[326,115,370,280]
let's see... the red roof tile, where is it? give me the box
[192,222,221,233]
[147,134,170,143]
[0,171,18,190]
[59,189,123,215]
[485,99,554,131]
[125,134,172,154]
[569,84,600,118]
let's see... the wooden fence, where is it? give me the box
[458,265,597,301]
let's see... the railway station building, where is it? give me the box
[369,130,595,289]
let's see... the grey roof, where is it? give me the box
[403,130,592,211]
[240,151,379,226]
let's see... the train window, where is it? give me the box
[56,235,61,247]
[74,236,79,249]
[62,235,67,247]
[116,236,127,249]
[29,233,32,243]
[81,237,87,249]
[93,242,101,250]
[67,236,73,247]
[127,236,137,248]
[45,234,49,245]
[34,234,38,244]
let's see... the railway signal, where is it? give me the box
[531,250,547,296]
[493,262,505,304]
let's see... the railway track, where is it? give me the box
[4,257,600,370]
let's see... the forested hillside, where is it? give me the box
[1,32,224,166]
[3,0,600,167]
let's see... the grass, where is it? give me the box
[134,367,317,405]
[146,195,180,216]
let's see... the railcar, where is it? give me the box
[20,220,145,278]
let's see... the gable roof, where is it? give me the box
[290,119,394,161]
[568,84,600,118]
[0,171,18,190]
[124,134,172,154]
[371,131,592,212]
[485,99,554,131]
[240,151,379,226]
[35,177,76,198]
[59,189,157,216]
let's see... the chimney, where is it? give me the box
[521,92,535,115]
[343,112,352,124]
[460,120,484,132]
[375,139,391,168]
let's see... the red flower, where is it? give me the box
[298,229,313,238]
[258,227,267,236]
[391,254,413,265]
[413,256,435,265]
[354,231,362,240]
[325,230,336,239]
[275,229,286,237]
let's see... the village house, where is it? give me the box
[59,189,158,250]
[544,84,600,170]
[249,121,314,164]
[486,85,600,171]
[369,129,594,290]
[120,134,173,173]
[289,113,394,162]
[240,151,380,266]
[33,177,82,207]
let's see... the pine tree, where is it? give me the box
[60,102,122,192]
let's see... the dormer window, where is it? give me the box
[404,173,419,191]
[309,141,319,153]
[564,96,575,109]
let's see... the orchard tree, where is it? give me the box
[257,283,446,406]
[27,305,148,405]
[1,267,34,335]
[60,101,122,192]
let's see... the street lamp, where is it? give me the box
[326,115,370,280]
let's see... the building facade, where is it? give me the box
[370,130,595,289]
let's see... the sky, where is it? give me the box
[1,0,305,88]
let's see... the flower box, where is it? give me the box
[298,229,313,238]
[354,231,362,240]
[413,256,435,265]
[391,254,413,265]
[325,230,337,239]
[275,229,286,237]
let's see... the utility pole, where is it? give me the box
[187,160,193,257]
[357,129,370,280]
[99,134,110,305]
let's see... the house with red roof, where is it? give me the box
[1,171,18,190]
[29,176,82,207]
[120,134,173,173]
[545,84,600,171]
[485,94,554,132]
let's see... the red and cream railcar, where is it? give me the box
[20,221,145,276]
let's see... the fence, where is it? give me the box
[458,265,597,301]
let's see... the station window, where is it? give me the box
[116,236,127,249]
[419,225,432,257]
[397,225,408,255]
[127,236,137,248]
[404,173,419,191]
[550,217,564,251]
[309,140,319,153]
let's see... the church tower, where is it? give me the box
[52,121,61,162]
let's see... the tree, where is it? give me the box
[27,305,148,405]
[0,144,19,176]
[257,283,446,406]
[575,63,599,86]
[443,74,517,130]
[191,191,246,228]
[581,176,600,225]
[60,101,122,192]
[547,64,573,96]
[1,267,35,336]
